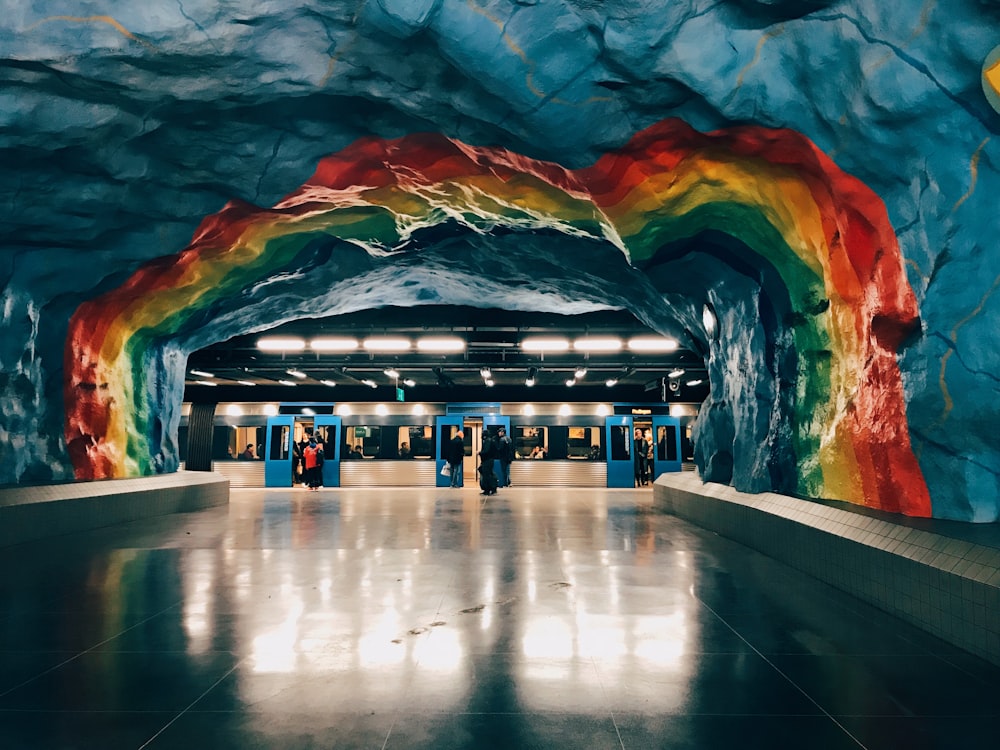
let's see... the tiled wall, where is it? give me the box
[0,471,229,547]
[654,473,1000,667]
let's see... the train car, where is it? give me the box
[178,401,696,489]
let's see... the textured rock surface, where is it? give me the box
[1,1,998,520]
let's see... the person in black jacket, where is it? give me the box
[634,427,649,486]
[448,430,465,487]
[496,427,513,487]
[478,431,499,495]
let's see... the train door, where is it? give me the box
[435,415,465,487]
[313,415,342,488]
[264,415,295,487]
[483,414,511,480]
[651,416,682,480]
[604,415,634,487]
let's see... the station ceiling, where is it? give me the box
[183,305,710,404]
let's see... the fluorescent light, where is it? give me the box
[574,367,587,379]
[195,380,216,386]
[627,336,678,352]
[565,379,576,387]
[605,378,618,387]
[320,379,337,387]
[363,337,411,352]
[309,337,358,352]
[237,380,256,386]
[384,368,400,379]
[416,337,466,352]
[525,376,536,387]
[301,407,315,416]
[286,369,306,379]
[686,379,703,386]
[257,337,306,351]
[573,337,622,352]
[361,379,378,388]
[485,378,495,387]
[521,337,570,352]
[668,369,686,378]
[190,369,214,378]
[403,378,416,387]
[480,367,492,379]
[278,380,297,386]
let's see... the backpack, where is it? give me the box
[315,448,325,466]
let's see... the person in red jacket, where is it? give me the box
[303,438,322,491]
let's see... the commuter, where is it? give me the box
[239,443,255,460]
[496,427,513,487]
[351,443,364,459]
[399,442,412,459]
[634,427,649,486]
[303,438,321,491]
[530,445,545,459]
[447,429,465,487]
[644,429,654,484]
[478,431,498,495]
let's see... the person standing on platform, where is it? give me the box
[497,426,513,487]
[448,429,465,487]
[634,427,649,487]
[303,438,321,491]
[478,430,498,495]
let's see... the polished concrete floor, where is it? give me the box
[0,486,998,749]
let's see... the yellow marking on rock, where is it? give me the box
[952,137,989,214]
[27,15,155,50]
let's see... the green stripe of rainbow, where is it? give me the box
[65,118,930,516]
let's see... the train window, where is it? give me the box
[514,426,547,459]
[656,425,678,461]
[314,424,338,457]
[269,424,290,460]
[609,426,630,461]
[567,426,602,460]
[400,426,432,459]
[346,426,380,458]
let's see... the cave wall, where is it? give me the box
[2,1,998,520]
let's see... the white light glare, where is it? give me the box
[627,336,679,352]
[257,337,306,351]
[336,404,352,416]
[237,380,256,386]
[375,404,389,416]
[190,369,214,378]
[286,369,306,379]
[278,380,297,386]
[416,337,466,352]
[573,337,622,352]
[320,380,337,387]
[565,379,576,387]
[558,404,572,416]
[384,368,400,379]
[668,369,686,378]
[686,379,703,387]
[521,337,570,352]
[605,378,618,387]
[403,378,416,387]
[362,379,378,388]
[596,403,611,416]
[363,337,411,352]
[309,337,358,352]
[574,367,587,379]
[195,380,216,387]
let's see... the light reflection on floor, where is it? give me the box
[0,486,997,749]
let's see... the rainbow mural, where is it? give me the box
[65,118,931,516]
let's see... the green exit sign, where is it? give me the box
[396,387,405,402]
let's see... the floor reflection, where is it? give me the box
[0,487,996,749]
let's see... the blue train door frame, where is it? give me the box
[313,415,342,488]
[264,415,295,487]
[482,414,511,479]
[436,415,465,487]
[605,415,635,487]
[651,416,682,480]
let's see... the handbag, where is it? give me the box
[440,463,452,477]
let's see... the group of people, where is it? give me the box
[293,431,326,490]
[445,427,515,495]
[634,427,654,486]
